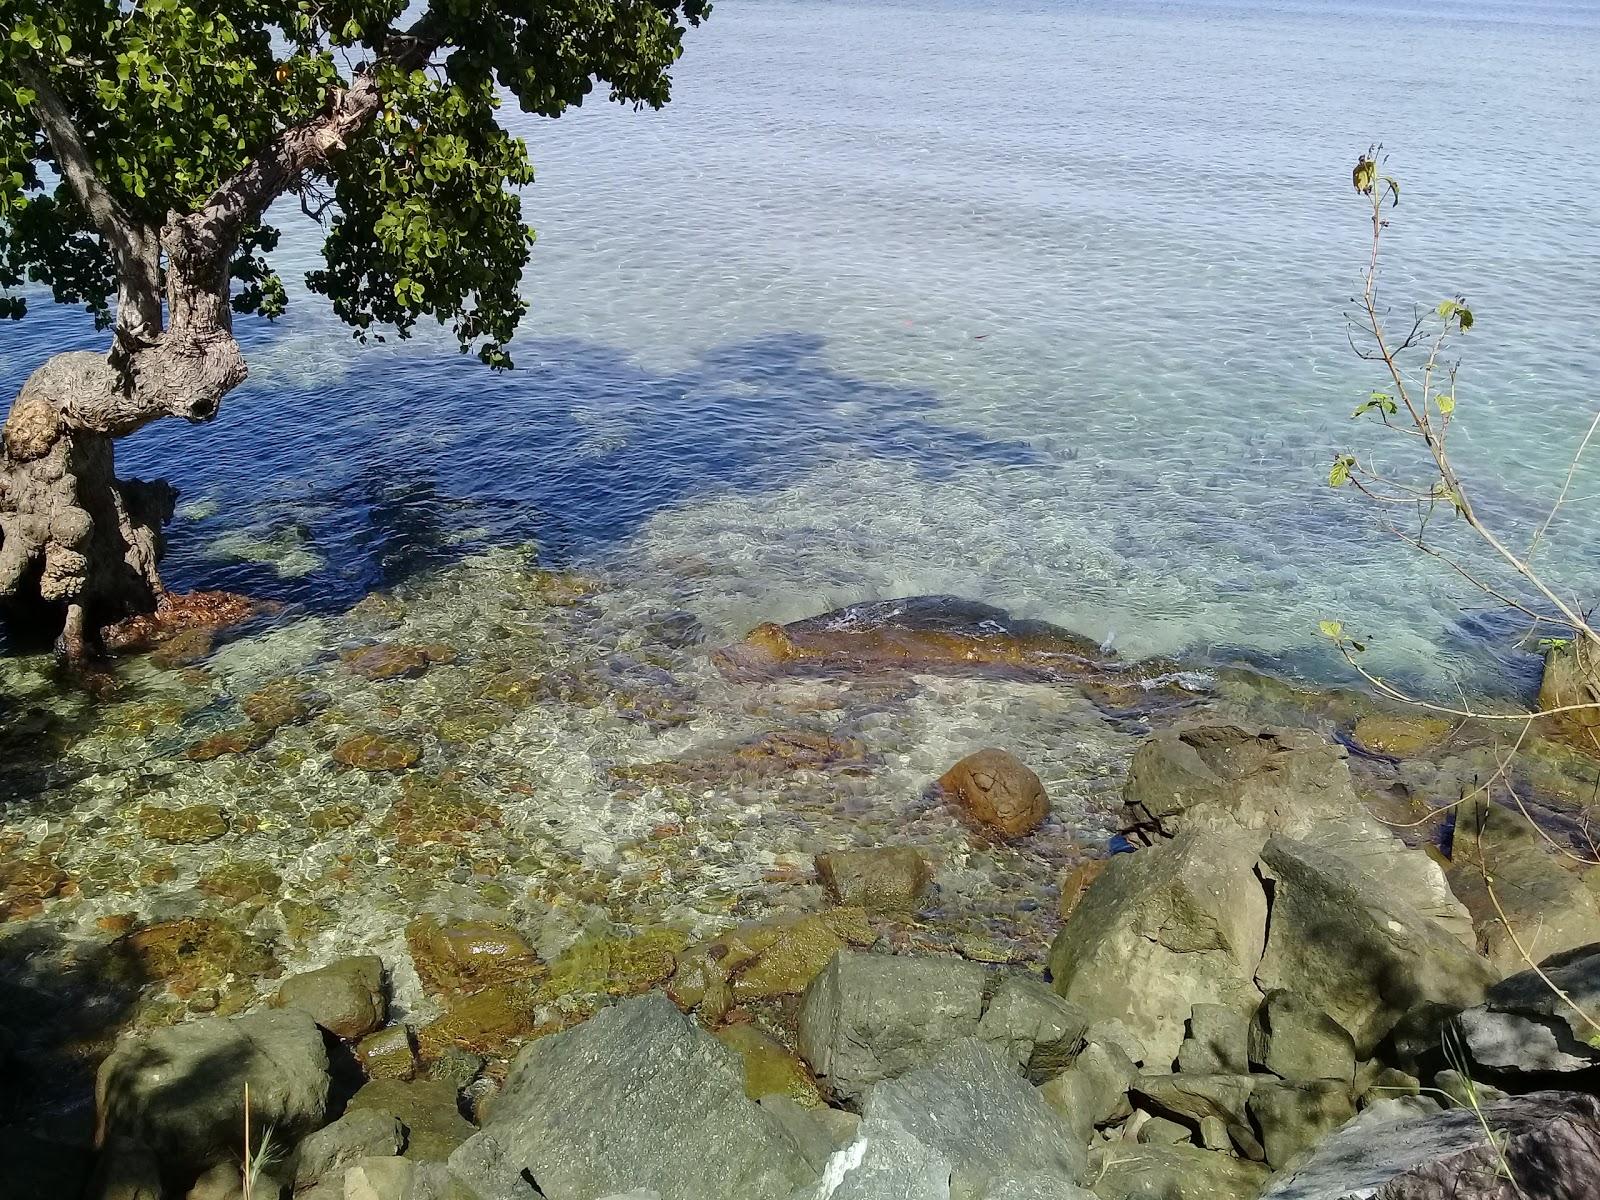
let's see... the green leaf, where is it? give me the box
[1329,455,1356,488]
[1437,394,1455,415]
[1352,157,1376,195]
[1319,620,1345,640]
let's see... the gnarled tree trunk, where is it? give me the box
[1,45,418,658]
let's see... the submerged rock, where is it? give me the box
[939,749,1050,837]
[340,642,457,681]
[1350,713,1453,758]
[136,803,229,844]
[406,914,543,995]
[1537,639,1600,754]
[332,732,422,772]
[451,992,815,1200]
[184,727,269,762]
[815,847,932,912]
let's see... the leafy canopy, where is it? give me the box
[0,0,709,364]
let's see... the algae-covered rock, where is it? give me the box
[536,928,686,1016]
[346,1078,475,1162]
[138,803,229,844]
[714,1023,825,1108]
[340,643,456,681]
[1538,638,1600,754]
[196,860,281,908]
[185,728,268,762]
[406,914,543,995]
[669,908,874,1021]
[1351,713,1452,758]
[415,982,544,1060]
[357,1025,419,1081]
[118,917,279,999]
[241,678,322,730]
[332,732,422,772]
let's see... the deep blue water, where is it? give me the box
[4,0,1599,696]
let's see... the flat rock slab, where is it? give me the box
[453,992,814,1200]
[1458,943,1600,1074]
[1261,1090,1600,1200]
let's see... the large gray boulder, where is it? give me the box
[797,1118,952,1200]
[1260,1090,1600,1200]
[798,953,1084,1104]
[1456,943,1600,1075]
[1255,836,1495,1057]
[863,1039,1085,1197]
[799,952,990,1104]
[1047,829,1268,1066]
[1249,989,1357,1084]
[449,992,814,1200]
[95,1008,328,1177]
[1037,1036,1138,1145]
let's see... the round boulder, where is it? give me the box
[939,749,1049,837]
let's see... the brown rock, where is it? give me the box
[273,955,387,1039]
[333,732,421,772]
[119,918,279,998]
[814,848,931,912]
[1058,859,1108,920]
[103,590,260,653]
[185,727,268,762]
[341,643,456,682]
[414,983,545,1060]
[405,914,543,995]
[1538,639,1600,754]
[939,748,1049,836]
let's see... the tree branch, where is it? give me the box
[18,63,162,344]
[189,12,442,252]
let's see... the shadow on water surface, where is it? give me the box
[118,330,1042,614]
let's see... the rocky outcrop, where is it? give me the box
[862,1039,1084,1197]
[939,749,1050,837]
[450,992,816,1200]
[1538,638,1600,754]
[1261,1091,1600,1200]
[1047,829,1268,1066]
[1085,1143,1268,1200]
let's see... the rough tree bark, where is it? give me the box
[0,28,434,657]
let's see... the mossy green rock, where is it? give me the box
[346,1078,475,1161]
[406,914,543,995]
[137,803,229,844]
[714,1024,824,1108]
[357,1025,419,1081]
[273,955,387,1039]
[197,859,281,907]
[535,928,687,1016]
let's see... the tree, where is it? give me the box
[0,0,709,657]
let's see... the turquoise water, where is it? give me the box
[4,0,1600,692]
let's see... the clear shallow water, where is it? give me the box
[5,0,1599,693]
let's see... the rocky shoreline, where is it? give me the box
[4,566,1600,1198]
